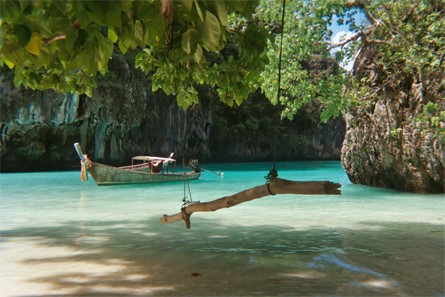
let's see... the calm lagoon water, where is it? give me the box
[0,161,444,296]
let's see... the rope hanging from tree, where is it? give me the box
[181,160,195,210]
[162,0,341,229]
[265,0,286,184]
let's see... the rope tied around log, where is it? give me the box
[181,209,192,229]
[264,168,278,195]
[161,178,341,229]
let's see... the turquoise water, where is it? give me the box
[0,161,444,296]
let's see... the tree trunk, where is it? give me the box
[160,177,341,228]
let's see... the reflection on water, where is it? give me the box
[309,253,387,278]
[0,162,444,296]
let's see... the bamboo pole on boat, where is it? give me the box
[201,168,224,177]
[160,178,341,229]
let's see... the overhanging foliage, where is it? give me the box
[1,0,443,123]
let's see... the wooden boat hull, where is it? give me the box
[88,162,200,186]
[74,142,200,186]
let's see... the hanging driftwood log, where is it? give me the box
[160,177,341,229]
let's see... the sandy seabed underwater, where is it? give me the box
[1,161,444,296]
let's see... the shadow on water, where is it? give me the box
[1,216,444,297]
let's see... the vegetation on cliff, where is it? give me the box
[341,0,444,193]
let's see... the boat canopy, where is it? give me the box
[132,156,176,163]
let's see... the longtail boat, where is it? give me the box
[74,143,200,186]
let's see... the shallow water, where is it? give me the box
[0,161,444,296]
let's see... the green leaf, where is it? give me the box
[235,94,244,106]
[108,27,118,43]
[199,11,221,51]
[118,40,128,54]
[212,1,228,27]
[13,70,23,88]
[85,1,108,25]
[74,29,88,49]
[226,0,246,13]
[182,30,191,54]
[4,57,15,69]
[13,24,31,47]
[22,14,52,37]
[146,14,165,45]
[194,0,204,21]
[76,10,90,28]
[134,20,144,43]
[69,41,97,75]
[135,2,158,21]
[85,86,93,98]
[105,3,124,28]
[1,1,21,22]
[97,34,113,72]
[180,0,193,13]
[193,44,203,63]
[18,0,31,12]
[25,32,42,56]
[1,43,26,65]
[181,28,199,55]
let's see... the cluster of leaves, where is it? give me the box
[257,0,444,124]
[1,0,269,109]
[350,0,445,136]
[365,0,445,77]
[257,0,366,122]
[135,1,269,109]
[1,0,139,96]
[415,102,445,143]
[1,0,443,124]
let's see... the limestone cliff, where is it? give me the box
[209,94,344,162]
[341,46,444,193]
[1,53,344,172]
[0,53,212,171]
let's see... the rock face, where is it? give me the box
[0,54,344,172]
[341,46,444,193]
[209,91,345,162]
[0,54,213,171]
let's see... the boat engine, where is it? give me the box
[188,159,200,173]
